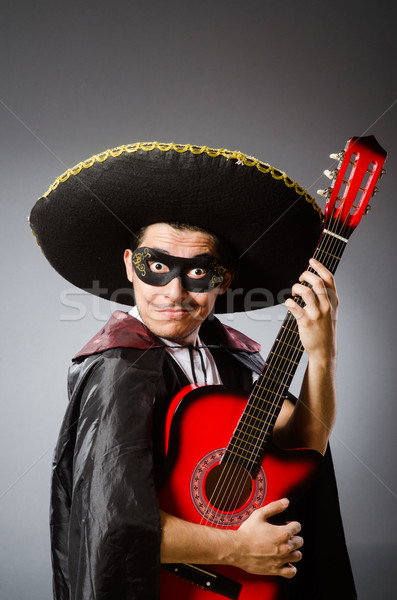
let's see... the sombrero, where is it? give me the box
[29,142,323,313]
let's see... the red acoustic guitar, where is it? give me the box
[158,136,387,600]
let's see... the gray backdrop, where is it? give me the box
[1,1,396,598]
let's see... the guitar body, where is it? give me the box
[159,385,322,600]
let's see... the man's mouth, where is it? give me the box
[152,303,197,317]
[157,307,190,315]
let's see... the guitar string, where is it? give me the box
[201,216,346,525]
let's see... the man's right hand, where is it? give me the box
[229,498,303,578]
[160,498,303,579]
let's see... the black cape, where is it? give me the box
[50,311,356,599]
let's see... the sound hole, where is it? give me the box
[204,463,253,512]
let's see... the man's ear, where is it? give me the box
[124,249,134,283]
[219,270,235,295]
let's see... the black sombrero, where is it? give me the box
[29,142,323,313]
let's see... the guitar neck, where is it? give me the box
[221,134,387,476]
[222,222,350,476]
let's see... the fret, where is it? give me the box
[269,351,299,365]
[275,338,304,352]
[232,427,272,443]
[255,374,284,387]
[262,363,292,377]
[259,373,285,386]
[229,435,267,451]
[235,419,272,435]
[315,248,341,261]
[251,386,283,398]
[281,324,299,335]
[240,411,271,425]
[247,404,275,423]
[245,403,276,418]
[237,411,272,430]
[253,383,285,396]
[249,391,278,403]
[226,445,262,463]
[244,402,281,421]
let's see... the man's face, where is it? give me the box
[124,223,232,344]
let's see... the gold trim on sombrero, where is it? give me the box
[41,141,322,216]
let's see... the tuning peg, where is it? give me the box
[317,187,332,198]
[379,168,386,178]
[324,169,338,180]
[364,205,372,215]
[372,186,379,196]
[329,151,345,161]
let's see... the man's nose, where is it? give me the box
[163,276,188,299]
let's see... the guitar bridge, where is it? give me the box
[162,563,242,599]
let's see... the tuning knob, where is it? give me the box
[324,169,339,180]
[330,151,345,161]
[379,168,386,178]
[364,205,372,215]
[372,186,379,196]
[317,187,332,198]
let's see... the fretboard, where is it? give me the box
[222,222,351,476]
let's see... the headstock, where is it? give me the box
[317,135,387,236]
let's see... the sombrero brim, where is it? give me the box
[29,142,323,313]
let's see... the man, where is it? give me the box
[30,142,356,599]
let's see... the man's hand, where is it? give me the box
[275,258,339,454]
[161,498,302,579]
[229,498,303,578]
[285,258,338,363]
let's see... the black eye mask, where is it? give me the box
[131,247,227,292]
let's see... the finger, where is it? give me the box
[284,522,302,538]
[258,498,290,520]
[287,549,302,564]
[300,261,337,295]
[279,533,303,558]
[297,274,338,314]
[292,282,321,306]
[278,563,298,579]
[288,284,321,319]
[298,270,327,292]
[278,525,302,551]
[297,274,330,308]
[308,258,336,288]
[285,297,306,321]
[288,534,304,550]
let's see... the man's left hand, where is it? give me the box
[285,258,338,364]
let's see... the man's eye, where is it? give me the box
[187,267,207,279]
[149,261,169,273]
